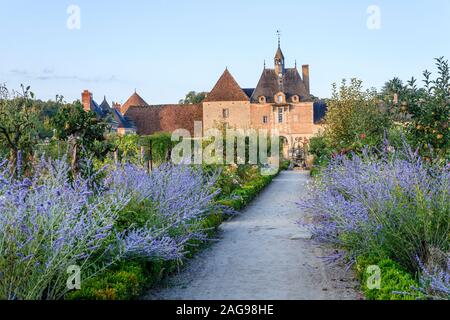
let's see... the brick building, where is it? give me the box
[81,44,326,158]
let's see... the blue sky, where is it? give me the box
[0,0,449,104]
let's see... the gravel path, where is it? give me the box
[145,171,361,300]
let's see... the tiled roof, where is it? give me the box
[124,104,203,136]
[113,109,135,129]
[121,92,150,114]
[203,69,249,102]
[250,68,311,103]
[90,99,105,117]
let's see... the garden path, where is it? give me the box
[145,171,361,300]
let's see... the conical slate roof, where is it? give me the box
[204,69,249,102]
[274,47,285,60]
[121,91,149,114]
[99,96,111,112]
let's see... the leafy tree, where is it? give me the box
[324,78,391,152]
[34,97,62,139]
[179,91,207,104]
[381,77,406,99]
[0,84,39,175]
[403,57,450,159]
[52,101,114,175]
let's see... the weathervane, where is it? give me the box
[276,30,281,48]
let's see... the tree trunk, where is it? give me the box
[9,148,18,177]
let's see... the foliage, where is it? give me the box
[68,163,281,300]
[298,141,449,299]
[34,98,61,139]
[381,77,406,101]
[308,134,333,176]
[324,78,391,152]
[66,261,147,300]
[356,256,420,300]
[141,133,175,165]
[416,256,450,300]
[100,133,175,170]
[403,57,450,160]
[0,84,39,174]
[0,153,226,300]
[52,102,114,174]
[217,165,277,211]
[0,157,129,300]
[179,91,207,104]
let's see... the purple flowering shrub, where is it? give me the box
[299,141,449,298]
[0,157,129,300]
[107,163,222,261]
[416,256,450,300]
[0,157,222,300]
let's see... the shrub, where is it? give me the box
[416,255,450,300]
[356,256,420,300]
[324,79,391,152]
[66,262,147,300]
[403,57,450,160]
[68,163,277,300]
[298,141,449,298]
[0,157,129,300]
[0,154,225,300]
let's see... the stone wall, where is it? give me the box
[203,101,251,131]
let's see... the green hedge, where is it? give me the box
[218,173,276,211]
[356,256,421,300]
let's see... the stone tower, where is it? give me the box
[274,46,285,76]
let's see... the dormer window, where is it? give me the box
[275,92,285,104]
[292,95,299,103]
[259,96,266,104]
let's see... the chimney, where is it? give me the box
[302,65,310,95]
[82,90,92,112]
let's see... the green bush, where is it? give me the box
[67,262,147,300]
[325,79,391,152]
[356,256,420,300]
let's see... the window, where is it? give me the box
[278,95,283,103]
[292,95,299,103]
[278,108,284,123]
[259,96,266,104]
[263,116,268,124]
[222,109,229,118]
